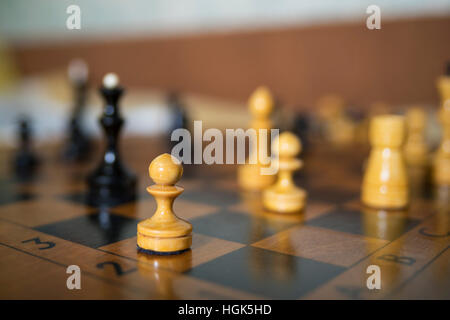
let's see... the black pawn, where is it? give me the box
[63,60,92,162]
[63,81,92,161]
[86,74,137,206]
[13,118,39,180]
[291,111,310,153]
[167,91,189,152]
[166,91,195,176]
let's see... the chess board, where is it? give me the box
[0,136,448,300]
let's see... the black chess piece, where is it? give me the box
[167,91,189,151]
[166,91,195,176]
[62,59,92,162]
[13,117,39,180]
[291,111,310,153]
[86,73,137,206]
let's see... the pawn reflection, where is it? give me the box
[362,206,409,292]
[240,190,303,282]
[434,185,450,207]
[362,206,408,241]
[407,165,430,199]
[137,249,192,299]
[431,192,450,291]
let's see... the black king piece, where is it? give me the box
[87,73,137,206]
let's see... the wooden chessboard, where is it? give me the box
[0,136,448,300]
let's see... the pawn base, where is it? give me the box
[137,232,192,255]
[361,183,408,210]
[433,157,450,186]
[263,188,306,213]
[238,164,276,191]
[137,245,190,256]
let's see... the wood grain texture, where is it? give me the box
[0,134,448,299]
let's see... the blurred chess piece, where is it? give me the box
[291,110,311,153]
[263,132,306,213]
[432,188,450,239]
[404,108,428,167]
[167,91,189,138]
[425,202,450,295]
[404,108,430,197]
[433,63,450,187]
[316,94,356,145]
[238,87,276,191]
[357,101,391,146]
[13,117,39,180]
[361,115,409,209]
[433,181,450,289]
[370,102,391,116]
[166,91,195,176]
[62,59,92,162]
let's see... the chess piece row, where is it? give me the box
[136,88,308,256]
[362,64,450,209]
[237,87,307,213]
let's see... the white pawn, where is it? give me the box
[263,132,306,213]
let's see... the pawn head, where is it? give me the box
[273,131,302,158]
[317,94,345,119]
[248,86,273,118]
[437,73,450,103]
[103,73,119,89]
[149,153,183,186]
[68,58,88,84]
[370,115,405,148]
[406,108,426,130]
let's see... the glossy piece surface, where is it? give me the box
[137,153,192,253]
[362,115,409,209]
[263,132,306,213]
[238,87,276,191]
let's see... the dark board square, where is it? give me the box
[59,191,136,208]
[187,246,345,299]
[192,210,300,244]
[0,191,36,206]
[307,186,358,204]
[0,178,37,206]
[182,188,239,207]
[34,210,139,248]
[0,181,36,206]
[306,207,420,240]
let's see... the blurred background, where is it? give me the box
[0,0,449,144]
